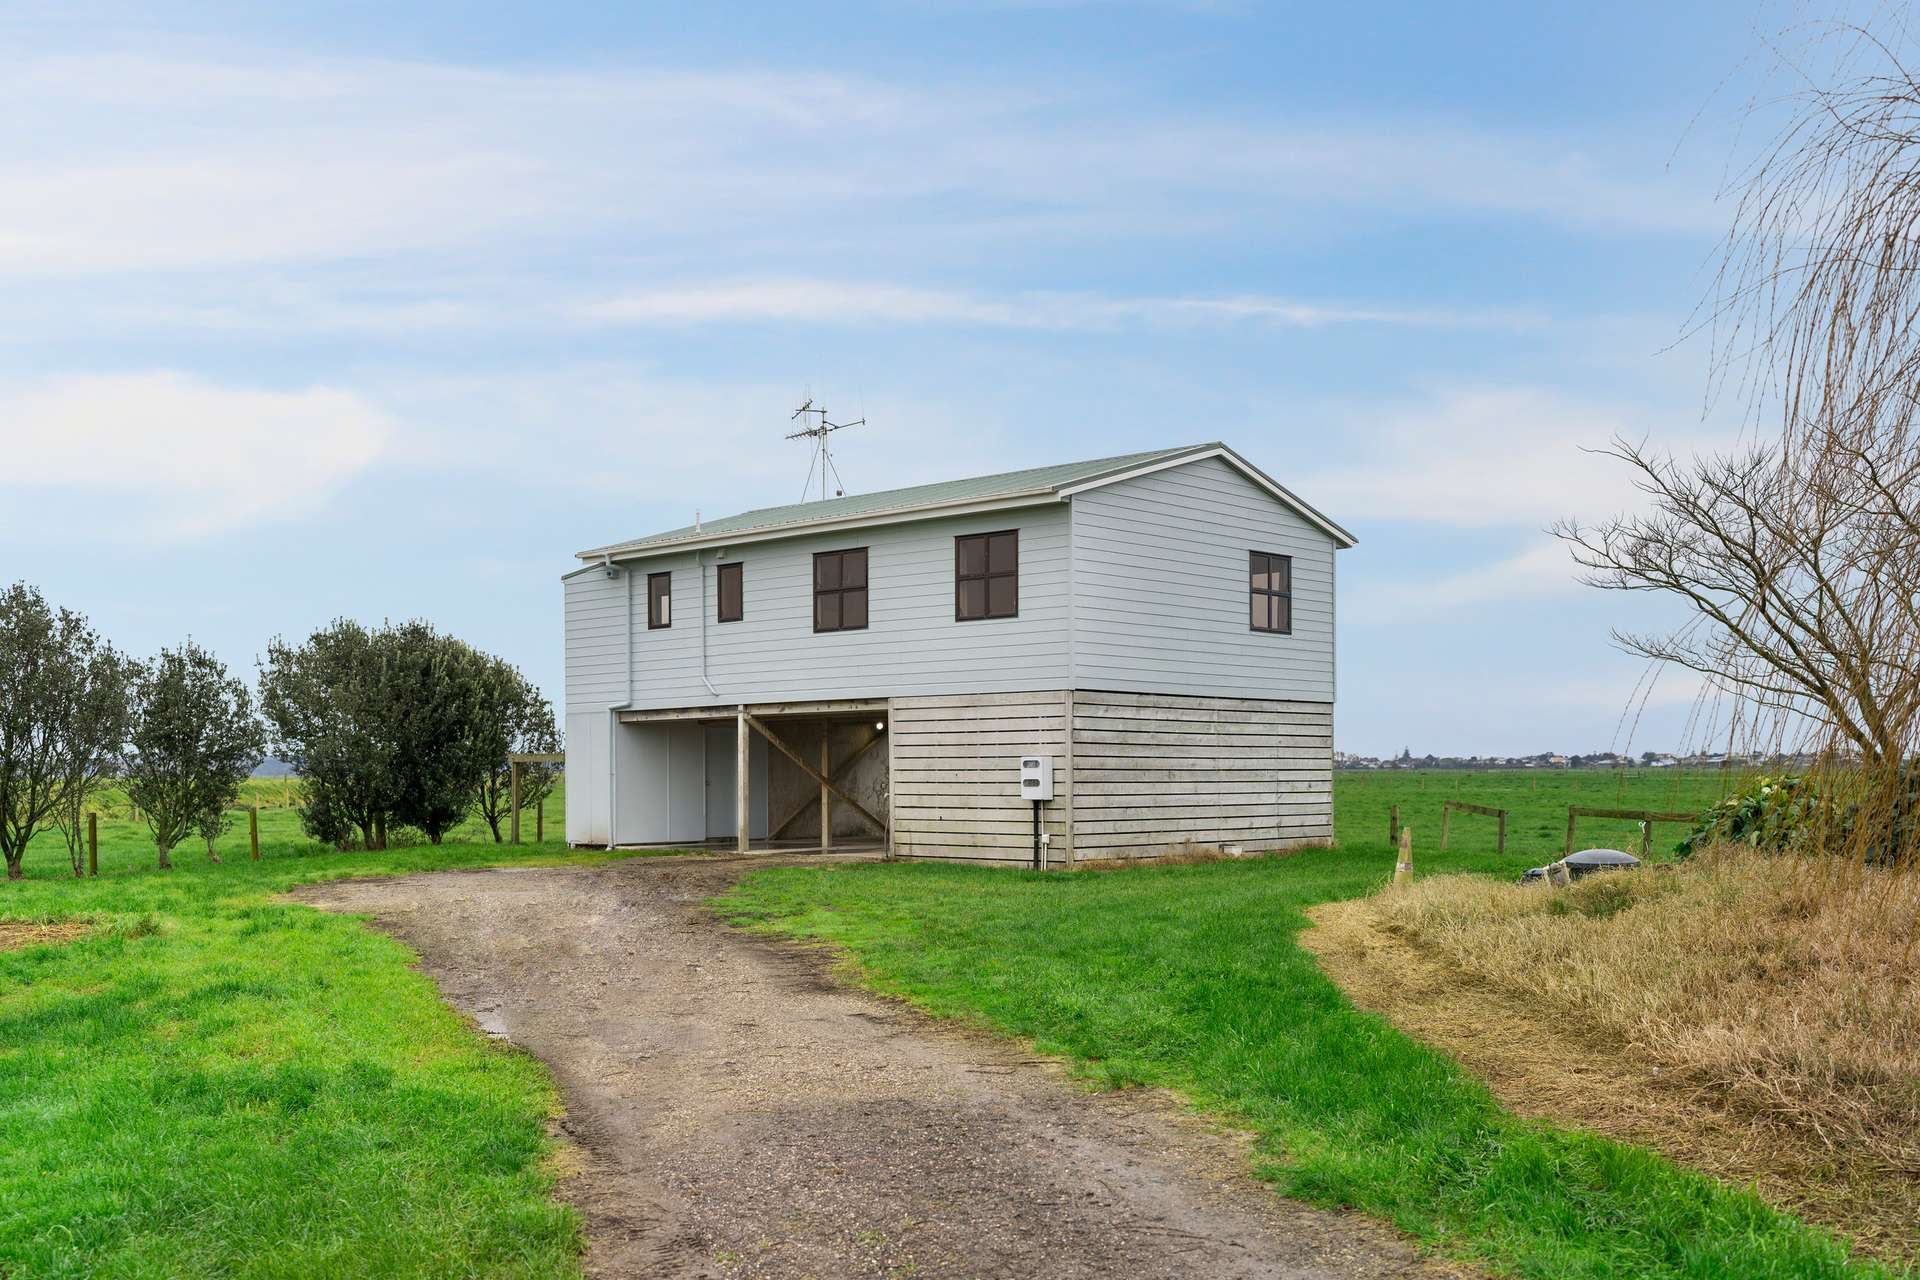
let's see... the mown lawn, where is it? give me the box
[0,816,650,1280]
[722,768,1897,1280]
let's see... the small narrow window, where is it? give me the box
[813,548,869,632]
[955,530,1018,620]
[717,561,743,623]
[647,571,672,629]
[1249,551,1291,634]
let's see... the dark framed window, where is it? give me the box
[813,547,868,632]
[1249,551,1291,634]
[647,571,672,629]
[955,529,1018,621]
[716,561,743,623]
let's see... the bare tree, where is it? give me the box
[1554,432,1920,766]
[1562,20,1920,774]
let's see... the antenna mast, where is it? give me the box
[787,398,864,501]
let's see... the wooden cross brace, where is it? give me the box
[743,714,887,836]
[768,728,887,839]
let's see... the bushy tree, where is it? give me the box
[473,659,561,843]
[382,621,495,845]
[0,583,134,881]
[263,619,514,849]
[260,620,397,850]
[125,643,265,870]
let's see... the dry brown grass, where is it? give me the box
[1304,848,1920,1261]
[0,920,92,951]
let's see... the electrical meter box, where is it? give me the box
[1018,755,1054,801]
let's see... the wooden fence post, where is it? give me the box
[1439,802,1453,851]
[87,812,97,877]
[249,805,260,861]
[1393,828,1413,886]
[1388,803,1401,847]
[1497,808,1507,857]
[1564,809,1578,856]
[536,792,544,843]
[1640,819,1652,859]
[510,759,522,846]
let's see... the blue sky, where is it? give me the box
[0,2,1827,755]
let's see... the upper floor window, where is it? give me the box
[717,561,743,623]
[1249,551,1291,634]
[813,548,868,632]
[955,530,1018,621]
[647,571,672,629]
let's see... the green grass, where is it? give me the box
[722,767,1896,1280]
[0,792,664,1280]
[17,776,563,878]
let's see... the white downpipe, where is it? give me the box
[697,550,719,697]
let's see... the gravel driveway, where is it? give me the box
[295,855,1453,1280]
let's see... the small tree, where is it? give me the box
[126,643,265,870]
[0,583,130,881]
[50,643,138,878]
[473,659,561,843]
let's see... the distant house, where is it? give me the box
[561,442,1354,866]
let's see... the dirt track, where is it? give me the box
[295,855,1452,1279]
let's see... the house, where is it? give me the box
[561,442,1353,865]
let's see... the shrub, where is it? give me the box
[1677,773,1822,857]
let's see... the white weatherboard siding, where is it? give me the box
[625,503,1072,709]
[562,567,631,845]
[1069,455,1336,701]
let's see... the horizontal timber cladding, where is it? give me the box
[889,690,1072,866]
[1068,690,1333,858]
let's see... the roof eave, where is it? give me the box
[1054,443,1357,548]
[574,487,1065,563]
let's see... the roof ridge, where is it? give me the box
[576,442,1212,559]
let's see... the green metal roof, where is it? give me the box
[576,443,1219,560]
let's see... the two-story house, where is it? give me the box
[562,441,1353,866]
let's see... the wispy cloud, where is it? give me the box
[0,48,1716,281]
[576,279,1542,332]
[1296,386,1733,530]
[1343,540,1583,624]
[0,372,391,537]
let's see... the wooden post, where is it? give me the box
[1439,803,1452,851]
[510,759,522,845]
[1565,809,1578,857]
[1497,808,1507,857]
[1388,803,1400,847]
[1641,819,1652,859]
[735,709,750,853]
[818,726,832,851]
[1393,827,1413,886]
[536,793,544,843]
[87,812,97,877]
[249,806,260,861]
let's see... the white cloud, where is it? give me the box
[1343,540,1583,624]
[0,372,391,537]
[578,279,1542,332]
[0,48,1716,279]
[1296,386,1734,530]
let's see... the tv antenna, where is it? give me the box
[787,398,864,501]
